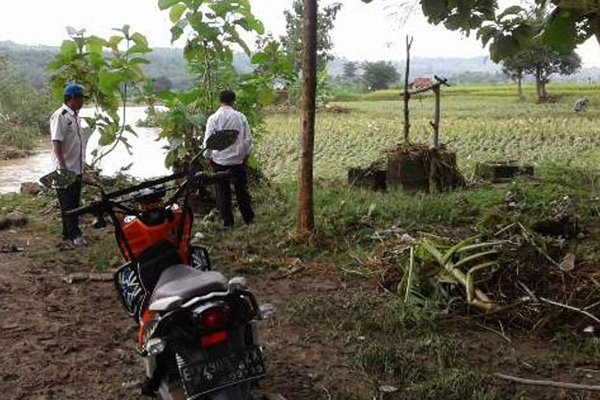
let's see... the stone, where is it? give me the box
[7,211,27,227]
[20,182,43,196]
[475,161,534,182]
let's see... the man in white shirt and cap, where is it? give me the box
[49,83,88,246]
[204,90,255,229]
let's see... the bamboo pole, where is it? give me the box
[403,36,413,144]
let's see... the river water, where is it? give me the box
[0,107,170,194]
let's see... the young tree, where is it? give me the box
[280,0,342,74]
[362,61,400,91]
[501,53,528,100]
[297,0,318,235]
[343,61,357,79]
[522,46,581,101]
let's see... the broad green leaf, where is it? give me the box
[60,40,78,57]
[542,8,578,52]
[489,35,520,62]
[156,90,178,102]
[129,57,151,65]
[86,36,107,54]
[476,25,499,47]
[158,0,180,10]
[127,43,152,55]
[224,25,250,55]
[131,33,149,47]
[98,70,121,94]
[170,4,187,23]
[251,52,266,65]
[108,36,124,50]
[497,5,525,20]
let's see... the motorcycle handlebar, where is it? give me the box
[194,171,232,184]
[66,171,232,218]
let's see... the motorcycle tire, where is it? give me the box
[157,380,253,400]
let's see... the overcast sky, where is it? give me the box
[1,0,599,66]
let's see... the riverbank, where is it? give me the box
[2,170,600,399]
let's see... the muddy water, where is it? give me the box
[0,107,170,194]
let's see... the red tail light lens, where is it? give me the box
[199,307,229,329]
[200,330,228,347]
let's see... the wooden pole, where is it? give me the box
[403,36,413,144]
[432,85,440,148]
[297,0,318,235]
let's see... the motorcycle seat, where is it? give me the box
[150,265,228,305]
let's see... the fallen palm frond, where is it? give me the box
[397,236,503,312]
[418,237,503,312]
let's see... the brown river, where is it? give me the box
[0,107,170,194]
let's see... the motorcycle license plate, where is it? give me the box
[177,347,265,398]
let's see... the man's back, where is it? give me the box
[205,105,252,166]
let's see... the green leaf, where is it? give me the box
[476,25,498,47]
[127,43,152,55]
[251,52,266,65]
[189,13,218,40]
[158,0,180,10]
[131,33,149,47]
[60,40,78,57]
[224,25,250,55]
[108,36,124,50]
[497,5,524,20]
[129,57,151,65]
[489,35,520,63]
[86,36,107,54]
[98,70,121,94]
[542,8,578,52]
[170,18,188,42]
[98,126,117,146]
[170,4,187,23]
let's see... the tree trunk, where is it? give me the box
[535,69,545,102]
[517,75,524,101]
[297,0,318,235]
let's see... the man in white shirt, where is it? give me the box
[50,83,87,246]
[204,90,254,229]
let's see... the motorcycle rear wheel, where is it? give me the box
[157,380,253,400]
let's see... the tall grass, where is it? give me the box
[0,120,39,150]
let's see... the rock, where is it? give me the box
[7,211,27,227]
[0,217,10,230]
[559,253,576,272]
[379,385,399,394]
[20,182,43,196]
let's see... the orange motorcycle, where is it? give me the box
[67,131,265,400]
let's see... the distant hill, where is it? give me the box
[0,41,254,91]
[329,56,600,84]
[3,40,599,90]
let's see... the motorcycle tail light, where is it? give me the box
[198,307,230,329]
[200,330,228,347]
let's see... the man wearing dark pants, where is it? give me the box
[204,90,255,229]
[50,84,87,246]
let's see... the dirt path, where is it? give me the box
[2,201,599,400]
[0,220,365,400]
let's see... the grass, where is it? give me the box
[0,120,40,151]
[4,83,600,398]
[260,83,600,182]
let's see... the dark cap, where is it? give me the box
[63,83,87,98]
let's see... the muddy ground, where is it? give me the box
[1,195,600,400]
